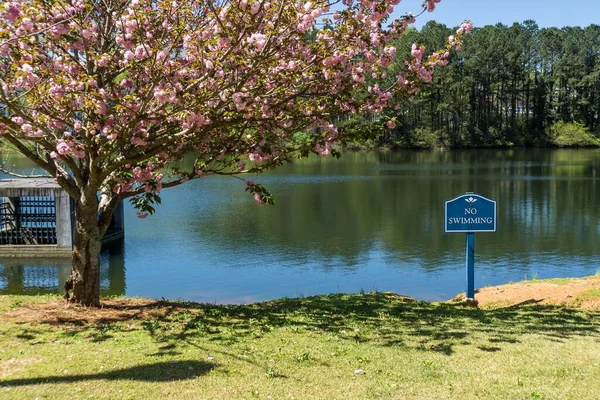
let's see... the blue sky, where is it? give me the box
[394,0,599,29]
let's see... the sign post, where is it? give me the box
[466,232,475,299]
[445,193,496,300]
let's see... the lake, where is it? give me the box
[1,149,600,303]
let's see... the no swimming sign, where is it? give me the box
[445,194,496,233]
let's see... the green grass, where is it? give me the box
[0,294,56,313]
[524,277,573,286]
[1,293,600,399]
[577,289,600,301]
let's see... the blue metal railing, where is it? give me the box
[0,196,57,244]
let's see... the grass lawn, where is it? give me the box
[1,292,599,399]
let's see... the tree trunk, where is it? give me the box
[64,199,113,307]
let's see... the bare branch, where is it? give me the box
[0,166,52,179]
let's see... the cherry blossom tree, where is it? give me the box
[0,0,470,306]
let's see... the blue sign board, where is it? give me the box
[445,193,496,233]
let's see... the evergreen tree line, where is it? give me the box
[340,21,600,149]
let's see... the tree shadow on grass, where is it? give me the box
[10,293,600,357]
[146,343,182,357]
[137,293,600,356]
[0,360,215,387]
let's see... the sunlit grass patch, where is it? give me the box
[577,288,600,301]
[526,277,573,285]
[0,294,59,312]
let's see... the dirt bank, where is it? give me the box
[454,275,600,309]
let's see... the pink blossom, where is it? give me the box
[314,142,331,156]
[21,123,32,134]
[136,212,149,219]
[97,56,110,67]
[411,44,424,62]
[120,79,134,89]
[94,100,107,115]
[386,120,396,129]
[21,17,33,32]
[418,67,433,82]
[457,21,473,35]
[56,140,70,155]
[3,2,20,23]
[131,136,147,146]
[156,49,169,62]
[21,64,33,73]
[154,89,169,103]
[253,192,265,205]
[132,166,143,180]
[0,44,9,56]
[135,45,149,59]
[384,46,396,58]
[81,29,93,39]
[248,33,267,51]
[248,152,263,163]
[71,146,85,158]
[426,0,441,12]
[232,92,244,103]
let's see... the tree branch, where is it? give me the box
[0,166,52,178]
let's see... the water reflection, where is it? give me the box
[197,149,600,262]
[1,149,600,302]
[0,259,71,295]
[0,240,125,296]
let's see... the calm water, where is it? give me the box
[1,149,600,303]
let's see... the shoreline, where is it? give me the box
[2,274,599,321]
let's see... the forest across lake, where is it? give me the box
[339,21,600,150]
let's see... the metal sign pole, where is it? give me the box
[466,232,475,300]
